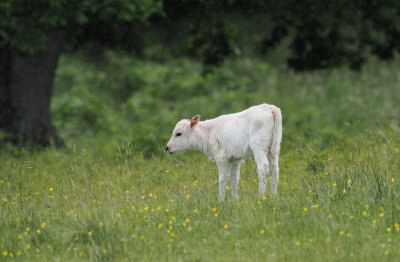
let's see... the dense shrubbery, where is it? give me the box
[51,51,400,156]
[152,1,400,70]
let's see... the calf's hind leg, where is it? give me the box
[253,150,270,197]
[228,160,241,199]
[268,152,279,196]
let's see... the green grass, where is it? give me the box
[1,132,399,261]
[1,54,400,261]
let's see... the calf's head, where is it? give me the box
[165,115,200,154]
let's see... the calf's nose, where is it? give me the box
[165,146,169,152]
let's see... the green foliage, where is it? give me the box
[52,51,400,157]
[157,0,400,69]
[0,0,162,53]
[2,0,399,69]
[0,131,17,152]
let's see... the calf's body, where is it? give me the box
[166,104,282,200]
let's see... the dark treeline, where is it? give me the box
[80,0,400,70]
[1,0,399,147]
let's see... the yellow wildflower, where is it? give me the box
[326,238,331,243]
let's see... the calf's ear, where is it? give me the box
[190,115,201,128]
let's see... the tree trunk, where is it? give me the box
[0,29,65,147]
[0,45,13,136]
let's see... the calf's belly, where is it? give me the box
[228,146,253,161]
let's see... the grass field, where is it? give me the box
[1,54,400,261]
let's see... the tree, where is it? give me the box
[257,0,400,70]
[162,0,238,68]
[0,0,161,146]
[158,0,400,71]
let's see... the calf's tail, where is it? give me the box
[270,106,282,156]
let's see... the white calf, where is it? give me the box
[165,104,282,200]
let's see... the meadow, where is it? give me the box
[1,53,400,261]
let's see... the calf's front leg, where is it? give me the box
[217,162,229,201]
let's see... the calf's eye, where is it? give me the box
[176,133,182,137]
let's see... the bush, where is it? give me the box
[52,51,400,156]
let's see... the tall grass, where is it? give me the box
[1,53,400,261]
